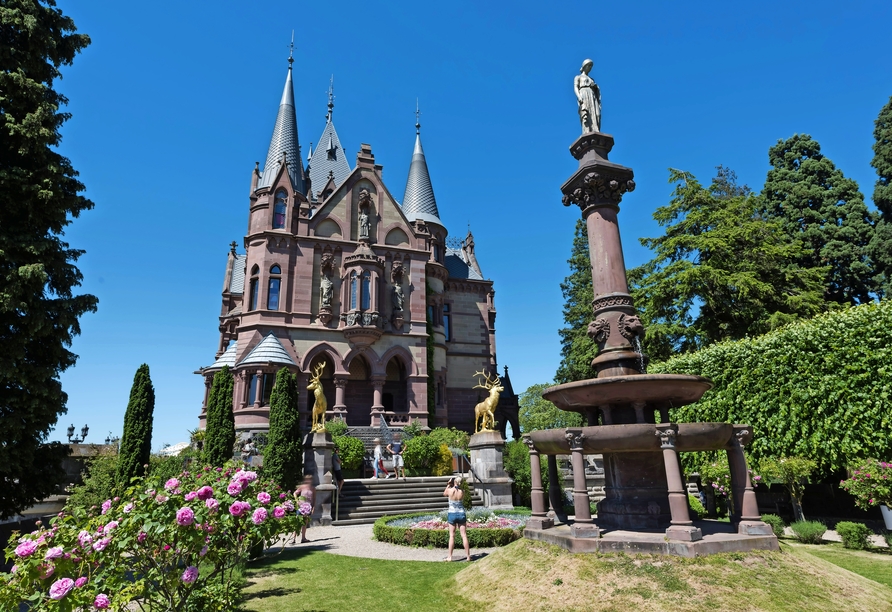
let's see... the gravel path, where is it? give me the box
[278,523,498,562]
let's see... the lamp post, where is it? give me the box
[66,424,90,444]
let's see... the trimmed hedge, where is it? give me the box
[761,514,785,537]
[373,512,527,548]
[790,520,826,544]
[651,300,892,473]
[835,521,873,550]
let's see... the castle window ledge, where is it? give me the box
[341,310,383,348]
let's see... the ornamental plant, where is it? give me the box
[760,456,816,522]
[0,462,310,611]
[840,459,892,510]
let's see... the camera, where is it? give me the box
[448,478,455,487]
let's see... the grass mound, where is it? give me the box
[448,539,892,612]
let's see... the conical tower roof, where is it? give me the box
[401,117,441,225]
[207,341,238,370]
[257,61,306,194]
[309,80,351,197]
[238,333,295,367]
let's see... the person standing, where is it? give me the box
[372,438,390,479]
[443,477,471,562]
[387,433,406,480]
[294,475,316,543]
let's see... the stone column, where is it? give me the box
[253,369,263,408]
[469,430,513,509]
[315,473,337,525]
[333,377,347,417]
[523,435,553,530]
[567,429,599,538]
[547,455,568,524]
[370,375,385,425]
[303,431,334,526]
[728,426,774,536]
[657,425,702,542]
[296,372,310,431]
[237,370,248,410]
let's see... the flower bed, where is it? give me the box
[373,509,530,548]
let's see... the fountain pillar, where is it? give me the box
[728,426,773,536]
[547,455,568,524]
[523,435,553,530]
[567,429,600,538]
[657,426,702,541]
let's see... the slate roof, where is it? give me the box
[229,254,247,294]
[208,341,238,369]
[444,247,483,280]
[257,65,307,194]
[238,333,295,366]
[401,132,441,225]
[309,119,351,198]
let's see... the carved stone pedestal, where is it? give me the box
[469,430,513,509]
[738,521,774,536]
[571,523,601,539]
[526,517,554,531]
[666,525,703,542]
[315,473,337,526]
[303,431,333,525]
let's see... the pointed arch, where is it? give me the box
[299,342,347,375]
[344,346,379,373]
[376,345,417,377]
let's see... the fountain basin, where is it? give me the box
[543,374,712,413]
[528,422,734,455]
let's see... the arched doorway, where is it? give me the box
[344,355,373,426]
[382,357,408,416]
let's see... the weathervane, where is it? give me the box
[415,99,421,134]
[288,31,294,67]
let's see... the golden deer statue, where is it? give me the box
[308,362,328,433]
[473,370,504,433]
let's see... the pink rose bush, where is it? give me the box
[0,462,307,611]
[841,459,892,509]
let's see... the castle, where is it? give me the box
[196,55,512,434]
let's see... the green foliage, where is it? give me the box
[835,521,873,550]
[870,96,892,296]
[0,1,97,519]
[761,513,785,537]
[373,511,529,548]
[761,134,878,304]
[651,300,892,474]
[883,530,892,548]
[556,219,597,383]
[698,454,732,499]
[503,439,548,508]
[428,427,470,453]
[518,383,583,433]
[432,444,454,476]
[146,453,190,488]
[263,368,302,491]
[426,289,436,422]
[630,167,827,362]
[789,520,827,544]
[332,435,364,470]
[402,419,423,439]
[324,415,348,437]
[403,435,440,469]
[117,364,155,487]
[459,478,473,511]
[203,366,235,467]
[760,456,816,521]
[688,493,706,520]
[840,459,892,509]
[67,453,119,512]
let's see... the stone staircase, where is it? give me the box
[331,476,484,525]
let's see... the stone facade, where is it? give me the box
[197,61,498,434]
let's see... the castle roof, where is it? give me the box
[257,63,307,194]
[445,246,483,280]
[229,254,247,294]
[208,341,238,370]
[309,119,351,198]
[238,333,295,366]
[401,130,441,225]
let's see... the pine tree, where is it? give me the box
[0,1,98,518]
[761,134,877,304]
[555,219,596,384]
[203,366,235,466]
[869,96,892,296]
[116,364,155,487]
[262,368,302,491]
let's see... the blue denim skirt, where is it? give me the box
[447,512,467,525]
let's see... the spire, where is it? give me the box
[257,42,306,194]
[309,76,351,197]
[326,75,334,123]
[401,101,441,225]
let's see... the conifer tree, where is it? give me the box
[0,1,97,517]
[262,368,302,491]
[116,364,155,487]
[203,366,235,466]
[869,96,892,296]
[761,134,877,304]
[555,219,596,384]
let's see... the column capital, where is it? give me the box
[521,434,538,454]
[655,425,677,449]
[333,377,347,389]
[565,428,586,450]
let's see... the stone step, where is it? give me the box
[332,499,484,525]
[338,491,483,510]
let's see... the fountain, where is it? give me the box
[522,59,777,556]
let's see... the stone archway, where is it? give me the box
[382,357,408,416]
[344,355,373,426]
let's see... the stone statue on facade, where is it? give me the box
[358,188,372,240]
[319,253,334,324]
[320,274,333,308]
[391,262,404,312]
[575,58,601,133]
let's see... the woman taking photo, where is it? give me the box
[443,477,471,562]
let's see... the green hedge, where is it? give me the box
[651,300,892,473]
[373,512,526,548]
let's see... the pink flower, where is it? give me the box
[101,499,112,515]
[123,503,134,513]
[15,540,38,558]
[155,495,169,503]
[176,507,195,527]
[181,565,199,583]
[273,507,286,519]
[94,593,111,608]
[257,491,271,504]
[10,565,17,573]
[137,531,147,543]
[205,498,220,512]
[103,521,119,534]
[39,563,54,579]
[145,489,156,496]
[45,546,64,559]
[49,577,74,600]
[299,502,312,516]
[75,576,88,588]
[92,537,111,552]
[227,481,243,496]
[252,508,268,525]
[184,491,198,501]
[279,493,287,499]
[78,530,93,549]
[229,501,251,517]
[165,478,180,490]
[235,469,258,483]
[200,545,208,557]
[196,486,214,500]
[283,501,294,512]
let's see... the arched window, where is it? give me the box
[273,190,287,229]
[350,271,358,310]
[248,265,259,310]
[268,265,281,311]
[361,271,371,310]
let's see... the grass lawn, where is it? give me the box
[788,541,892,589]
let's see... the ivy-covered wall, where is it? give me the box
[651,300,892,474]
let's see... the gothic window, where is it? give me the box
[261,373,275,405]
[268,265,281,311]
[350,271,358,310]
[432,244,441,263]
[248,265,259,311]
[273,190,287,229]
[443,303,452,341]
[361,271,371,310]
[247,374,259,404]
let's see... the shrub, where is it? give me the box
[333,435,364,470]
[835,521,873,550]
[324,416,348,438]
[67,453,119,512]
[264,368,302,491]
[761,513,785,537]
[503,439,548,508]
[3,463,309,611]
[790,520,826,544]
[688,494,707,520]
[373,510,529,548]
[402,419,423,439]
[403,435,440,469]
[760,456,816,521]
[428,427,470,454]
[432,444,454,476]
[459,478,473,511]
[840,459,892,510]
[117,364,155,487]
[204,366,236,466]
[883,531,892,548]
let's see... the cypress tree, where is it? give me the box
[203,366,235,466]
[116,364,155,487]
[262,368,302,491]
[555,219,596,383]
[869,96,892,296]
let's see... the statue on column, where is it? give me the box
[391,262,404,311]
[575,58,601,133]
[319,253,334,325]
[358,188,372,240]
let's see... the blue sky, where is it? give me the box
[52,1,891,449]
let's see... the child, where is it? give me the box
[294,475,316,543]
[372,438,390,479]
